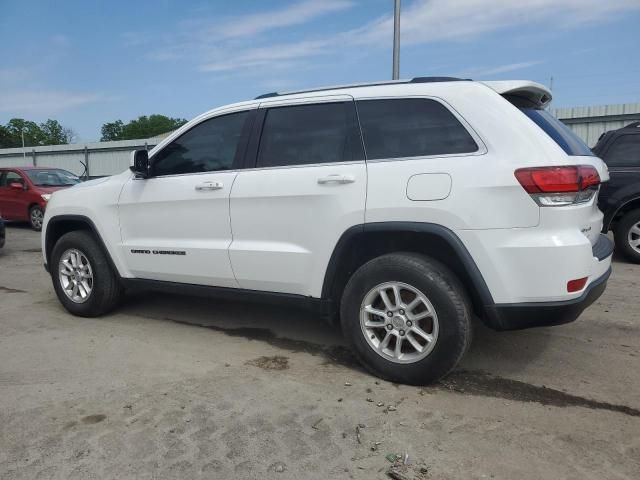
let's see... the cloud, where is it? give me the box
[200,40,331,72]
[121,31,152,47]
[0,91,114,115]
[215,0,353,39]
[50,34,71,48]
[146,0,640,74]
[348,0,640,47]
[458,61,544,78]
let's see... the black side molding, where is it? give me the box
[44,215,120,277]
[485,267,611,331]
[121,278,333,316]
[321,221,495,308]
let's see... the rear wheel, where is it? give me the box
[340,253,472,385]
[51,230,123,316]
[614,209,640,264]
[29,205,44,231]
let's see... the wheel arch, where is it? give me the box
[45,215,120,277]
[605,195,640,231]
[321,222,496,327]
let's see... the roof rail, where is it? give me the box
[624,121,640,129]
[254,77,469,100]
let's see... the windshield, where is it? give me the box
[25,169,81,187]
[520,108,594,156]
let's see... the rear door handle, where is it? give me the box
[317,174,355,185]
[195,181,224,191]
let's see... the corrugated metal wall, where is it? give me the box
[552,103,640,147]
[0,138,162,177]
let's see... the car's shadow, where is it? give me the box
[119,289,554,377]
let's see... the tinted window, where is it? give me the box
[604,134,640,167]
[257,102,363,167]
[520,109,593,156]
[25,168,80,186]
[356,99,478,160]
[152,111,250,176]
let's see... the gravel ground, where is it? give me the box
[0,224,639,480]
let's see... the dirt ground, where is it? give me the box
[0,224,639,480]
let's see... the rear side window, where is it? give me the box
[519,108,593,156]
[603,134,640,167]
[356,98,478,160]
[151,110,250,176]
[256,102,364,168]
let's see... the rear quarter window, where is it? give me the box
[356,98,478,160]
[520,108,593,156]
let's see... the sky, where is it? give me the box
[1,0,639,142]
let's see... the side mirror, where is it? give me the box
[130,150,150,178]
[9,182,24,191]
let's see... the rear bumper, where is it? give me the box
[484,265,611,331]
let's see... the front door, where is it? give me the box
[118,109,254,287]
[0,170,28,220]
[229,97,366,297]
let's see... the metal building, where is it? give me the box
[0,136,165,178]
[552,103,640,147]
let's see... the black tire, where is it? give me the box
[29,205,44,231]
[340,253,472,385]
[614,209,640,264]
[51,230,123,316]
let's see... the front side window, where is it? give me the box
[151,110,250,176]
[25,169,80,186]
[256,102,364,168]
[603,134,640,167]
[356,98,478,160]
[1,171,25,187]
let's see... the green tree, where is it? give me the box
[100,120,124,142]
[100,115,187,141]
[0,118,75,148]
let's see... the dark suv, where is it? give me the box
[595,122,640,263]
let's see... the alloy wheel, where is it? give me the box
[58,249,94,303]
[359,281,439,364]
[628,222,640,254]
[30,208,43,230]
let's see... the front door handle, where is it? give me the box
[317,174,355,185]
[195,181,224,191]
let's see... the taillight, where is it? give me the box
[514,165,600,206]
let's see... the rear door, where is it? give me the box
[118,109,254,287]
[598,132,640,213]
[0,170,28,220]
[228,96,366,297]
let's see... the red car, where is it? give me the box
[0,167,81,231]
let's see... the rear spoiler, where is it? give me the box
[482,80,552,109]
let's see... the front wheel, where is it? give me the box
[51,230,123,316]
[29,205,44,231]
[614,209,640,264]
[340,253,472,385]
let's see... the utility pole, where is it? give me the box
[392,0,401,80]
[21,128,26,159]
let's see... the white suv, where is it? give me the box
[42,77,613,384]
